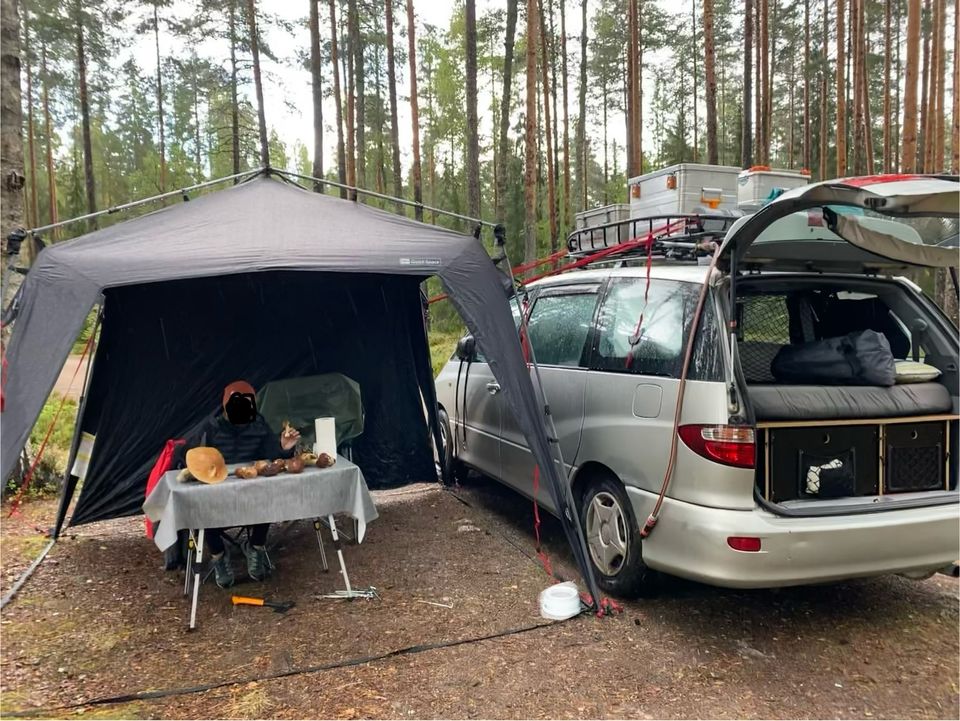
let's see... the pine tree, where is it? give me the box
[406,0,423,220]
[385,0,402,210]
[704,0,718,165]
[743,0,753,167]
[902,0,921,171]
[524,0,538,262]
[328,0,347,197]
[309,0,324,191]
[465,0,480,220]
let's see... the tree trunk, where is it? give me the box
[704,0,718,165]
[548,0,559,232]
[919,0,930,170]
[405,0,423,220]
[933,0,946,171]
[75,3,97,224]
[328,0,347,197]
[40,42,58,236]
[755,0,762,157]
[742,0,753,168]
[952,0,959,173]
[803,0,811,171]
[819,0,828,178]
[765,0,775,165]
[836,0,847,175]
[524,0,538,263]
[538,0,556,254]
[348,0,364,193]
[559,0,570,233]
[465,0,480,220]
[495,0,518,223]
[895,0,902,170]
[23,8,37,229]
[154,5,166,193]
[344,13,356,198]
[1,0,23,324]
[229,0,240,177]
[245,0,269,168]
[860,0,874,173]
[626,0,637,176]
[882,0,892,171]
[902,0,921,171]
[384,0,402,210]
[577,0,587,210]
[923,0,937,172]
[309,0,324,191]
[852,0,864,174]
[692,0,699,161]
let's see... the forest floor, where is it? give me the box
[1,478,958,720]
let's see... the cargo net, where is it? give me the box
[886,445,943,492]
[738,294,791,383]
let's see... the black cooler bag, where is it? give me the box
[771,329,896,386]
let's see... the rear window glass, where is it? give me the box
[592,279,721,379]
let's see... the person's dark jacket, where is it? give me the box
[181,413,294,465]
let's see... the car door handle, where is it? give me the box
[485,381,501,395]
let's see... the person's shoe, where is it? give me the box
[244,542,269,581]
[211,552,234,589]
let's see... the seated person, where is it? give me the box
[182,380,300,588]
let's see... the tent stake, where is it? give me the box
[0,538,55,609]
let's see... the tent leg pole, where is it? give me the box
[52,303,103,538]
[189,528,204,630]
[328,514,352,595]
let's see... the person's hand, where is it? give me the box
[280,423,300,451]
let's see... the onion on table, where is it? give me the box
[316,452,336,468]
[285,456,305,473]
[254,460,270,474]
[234,466,258,479]
[259,461,284,477]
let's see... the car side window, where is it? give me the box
[526,292,597,367]
[593,279,694,377]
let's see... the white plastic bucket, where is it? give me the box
[538,581,582,621]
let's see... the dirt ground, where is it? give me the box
[1,477,958,720]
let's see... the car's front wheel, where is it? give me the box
[437,408,463,485]
[579,472,653,597]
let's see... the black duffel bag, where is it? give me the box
[771,329,896,386]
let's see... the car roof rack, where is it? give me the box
[565,213,742,264]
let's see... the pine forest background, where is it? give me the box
[6,0,960,335]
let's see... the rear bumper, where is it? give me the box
[626,487,960,588]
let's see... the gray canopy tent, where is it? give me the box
[1,170,602,607]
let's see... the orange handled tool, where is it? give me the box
[231,595,295,613]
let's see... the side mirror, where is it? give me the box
[455,335,477,361]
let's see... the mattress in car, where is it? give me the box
[749,382,953,421]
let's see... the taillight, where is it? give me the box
[727,536,762,552]
[678,424,756,468]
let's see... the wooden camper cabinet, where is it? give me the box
[758,415,956,503]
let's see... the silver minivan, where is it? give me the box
[435,176,960,596]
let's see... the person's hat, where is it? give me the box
[185,447,228,484]
[222,380,256,409]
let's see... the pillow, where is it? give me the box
[894,360,942,384]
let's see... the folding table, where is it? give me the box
[143,459,378,629]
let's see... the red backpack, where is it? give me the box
[144,439,185,538]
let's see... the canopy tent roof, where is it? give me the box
[1,172,602,604]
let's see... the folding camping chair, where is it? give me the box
[255,372,365,566]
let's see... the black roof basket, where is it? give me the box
[566,212,742,263]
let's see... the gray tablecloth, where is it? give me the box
[143,459,378,551]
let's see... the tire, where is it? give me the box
[579,472,653,598]
[437,408,462,485]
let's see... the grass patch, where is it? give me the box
[224,685,272,719]
[429,328,463,377]
[5,393,76,499]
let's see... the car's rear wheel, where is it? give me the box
[579,472,653,597]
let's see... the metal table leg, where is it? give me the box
[188,528,204,630]
[183,531,195,596]
[328,514,352,595]
[313,519,329,572]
